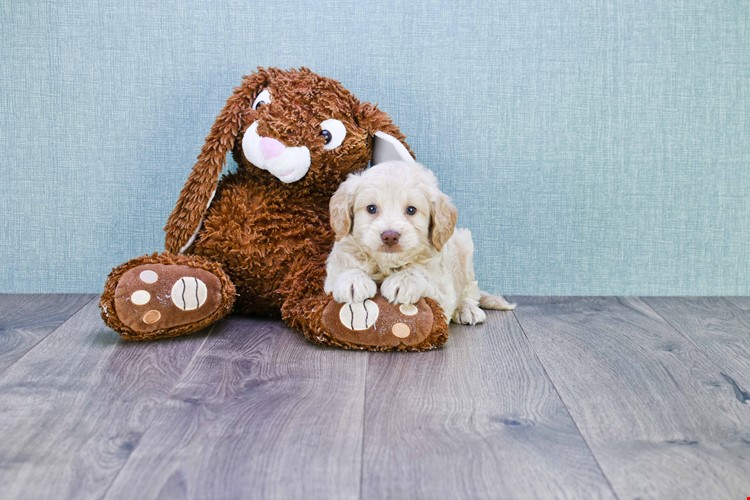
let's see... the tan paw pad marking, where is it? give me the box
[399,303,418,316]
[139,270,158,283]
[339,299,379,331]
[142,310,161,324]
[391,322,411,338]
[130,290,151,305]
[171,277,208,311]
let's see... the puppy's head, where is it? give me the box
[330,161,458,260]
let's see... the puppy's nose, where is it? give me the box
[259,136,285,159]
[381,230,400,246]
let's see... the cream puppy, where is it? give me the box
[325,161,514,325]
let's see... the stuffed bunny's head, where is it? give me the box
[165,67,415,253]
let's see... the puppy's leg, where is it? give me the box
[329,269,378,303]
[324,242,378,303]
[451,229,514,325]
[450,281,515,324]
[381,268,430,305]
[449,229,485,324]
[452,298,486,325]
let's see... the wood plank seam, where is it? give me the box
[98,321,220,500]
[509,308,622,499]
[0,295,98,374]
[358,354,370,500]
[639,299,750,406]
[101,318,368,499]
[510,296,750,498]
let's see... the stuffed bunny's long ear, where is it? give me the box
[164,71,267,253]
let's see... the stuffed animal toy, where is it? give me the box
[100,67,449,351]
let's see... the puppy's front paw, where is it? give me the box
[332,271,377,303]
[381,273,427,304]
[453,302,487,325]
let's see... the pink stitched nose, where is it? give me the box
[259,137,285,159]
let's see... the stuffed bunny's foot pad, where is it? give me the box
[101,254,235,340]
[322,295,448,350]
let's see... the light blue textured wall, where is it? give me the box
[1,0,748,294]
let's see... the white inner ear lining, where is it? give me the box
[179,188,217,254]
[371,131,415,166]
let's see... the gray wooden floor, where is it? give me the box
[1,295,749,499]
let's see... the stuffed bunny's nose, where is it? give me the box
[259,137,285,159]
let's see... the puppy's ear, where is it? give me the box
[356,103,415,166]
[164,69,269,253]
[329,174,360,241]
[429,192,458,251]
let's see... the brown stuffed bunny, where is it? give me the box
[100,67,449,350]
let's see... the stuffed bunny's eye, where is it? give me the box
[321,119,346,150]
[252,89,271,110]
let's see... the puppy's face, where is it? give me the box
[331,161,458,262]
[352,177,432,256]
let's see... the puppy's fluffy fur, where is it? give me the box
[325,161,514,325]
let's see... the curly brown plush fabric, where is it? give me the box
[100,252,236,341]
[100,67,448,351]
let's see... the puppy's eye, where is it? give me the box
[320,119,346,150]
[252,89,271,110]
[405,206,417,216]
[366,204,378,214]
